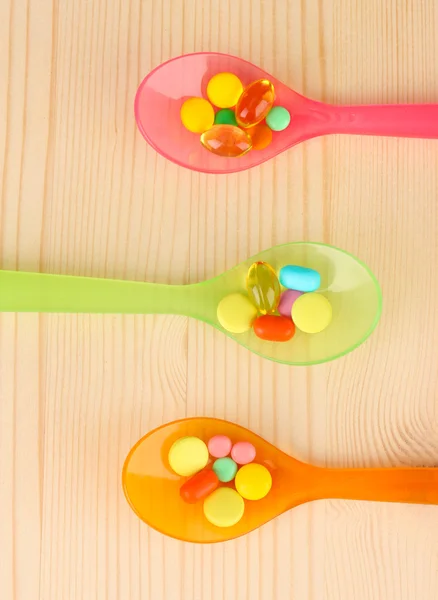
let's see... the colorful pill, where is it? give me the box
[207,73,244,108]
[201,125,252,157]
[214,108,238,126]
[180,469,219,504]
[279,265,321,292]
[292,292,333,334]
[246,261,281,315]
[253,315,295,342]
[208,434,232,458]
[217,293,258,334]
[278,289,303,318]
[247,123,273,150]
[266,106,291,131]
[168,436,209,477]
[213,457,238,482]
[203,487,245,528]
[231,441,256,465]
[235,463,272,501]
[180,97,215,133]
[235,79,276,128]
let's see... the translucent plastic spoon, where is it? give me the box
[123,417,438,543]
[0,242,381,365]
[135,52,438,173]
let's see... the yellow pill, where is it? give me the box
[235,463,272,501]
[217,293,257,334]
[291,292,333,334]
[207,73,244,108]
[203,487,245,527]
[180,97,215,133]
[168,436,209,477]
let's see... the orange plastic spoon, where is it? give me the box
[123,418,438,543]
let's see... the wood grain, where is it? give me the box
[1,0,437,599]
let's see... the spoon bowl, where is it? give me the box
[123,417,438,543]
[135,52,438,173]
[0,242,381,365]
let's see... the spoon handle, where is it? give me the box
[323,103,438,139]
[0,270,194,314]
[323,466,438,506]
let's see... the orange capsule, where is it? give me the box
[253,315,295,342]
[235,79,275,128]
[200,125,252,157]
[180,469,219,504]
[247,123,273,150]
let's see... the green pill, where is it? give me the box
[266,106,291,131]
[214,108,238,126]
[213,457,238,482]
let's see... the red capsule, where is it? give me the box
[180,469,219,504]
[253,315,295,342]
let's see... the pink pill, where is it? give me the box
[231,441,256,465]
[208,435,232,458]
[278,289,303,318]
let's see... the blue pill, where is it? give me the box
[279,265,321,292]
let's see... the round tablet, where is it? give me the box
[266,106,291,131]
[214,108,238,126]
[292,293,333,334]
[235,463,272,501]
[203,487,245,527]
[231,441,256,465]
[247,123,273,150]
[208,435,232,458]
[207,73,243,108]
[212,457,238,482]
[168,437,209,477]
[180,97,215,133]
[217,293,257,334]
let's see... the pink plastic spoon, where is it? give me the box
[135,52,438,174]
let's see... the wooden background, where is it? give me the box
[1,0,438,599]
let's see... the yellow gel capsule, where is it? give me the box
[201,125,252,158]
[235,463,272,501]
[246,261,281,315]
[180,97,215,133]
[291,292,333,334]
[203,487,245,528]
[168,436,209,477]
[206,72,244,108]
[217,293,257,333]
[236,79,275,128]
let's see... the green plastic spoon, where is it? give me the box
[0,242,382,365]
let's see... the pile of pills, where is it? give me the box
[180,72,291,158]
[217,261,333,341]
[168,434,272,528]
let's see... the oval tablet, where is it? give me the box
[279,265,321,292]
[278,289,303,318]
[253,315,295,342]
[217,293,257,334]
[292,293,333,334]
[168,436,209,477]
